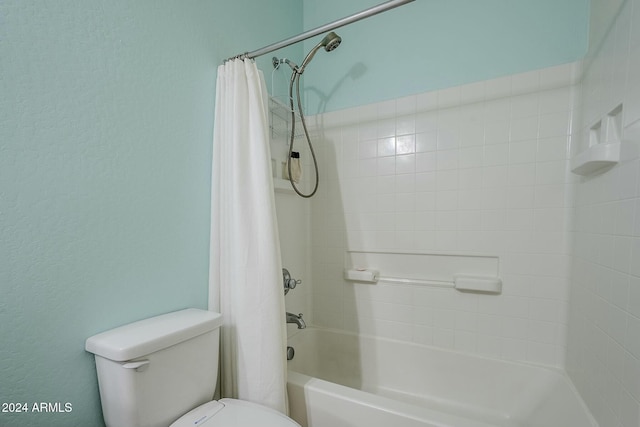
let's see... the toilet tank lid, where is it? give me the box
[85,309,222,361]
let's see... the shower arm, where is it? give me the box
[225,0,415,61]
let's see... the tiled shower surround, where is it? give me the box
[566,0,640,425]
[277,2,640,425]
[307,64,579,367]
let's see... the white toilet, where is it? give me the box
[85,308,299,427]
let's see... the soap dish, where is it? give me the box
[570,142,620,176]
[571,104,622,176]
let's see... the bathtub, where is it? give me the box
[286,328,597,427]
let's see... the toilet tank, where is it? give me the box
[85,309,223,427]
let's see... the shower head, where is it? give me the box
[321,31,342,52]
[298,32,342,74]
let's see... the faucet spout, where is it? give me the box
[286,312,306,329]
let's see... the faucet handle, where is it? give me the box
[286,278,301,290]
[283,268,302,295]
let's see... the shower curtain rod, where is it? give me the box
[226,0,415,62]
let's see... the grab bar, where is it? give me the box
[377,276,454,288]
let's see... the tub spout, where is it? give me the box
[286,312,306,329]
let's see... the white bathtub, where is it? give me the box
[286,328,597,427]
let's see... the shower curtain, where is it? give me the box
[209,59,288,413]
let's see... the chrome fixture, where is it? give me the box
[286,346,295,361]
[226,0,415,61]
[286,312,306,329]
[225,0,417,197]
[272,57,297,71]
[271,32,342,198]
[298,32,341,74]
[282,268,302,295]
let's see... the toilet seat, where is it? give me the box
[170,398,301,427]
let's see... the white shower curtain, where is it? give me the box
[209,59,288,413]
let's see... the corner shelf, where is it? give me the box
[571,104,622,176]
[570,142,620,175]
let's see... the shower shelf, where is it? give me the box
[570,142,620,176]
[273,177,295,194]
[269,97,305,139]
[571,105,622,176]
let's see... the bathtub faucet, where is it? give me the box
[286,312,306,329]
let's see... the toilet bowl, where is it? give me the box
[85,309,299,427]
[171,399,297,427]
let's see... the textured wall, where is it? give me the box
[0,1,300,426]
[300,0,589,114]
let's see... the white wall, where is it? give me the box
[275,190,313,337]
[589,0,626,56]
[566,0,640,426]
[270,93,315,336]
[305,63,580,367]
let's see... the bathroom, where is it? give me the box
[1,0,639,426]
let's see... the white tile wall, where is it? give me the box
[566,0,640,426]
[278,2,640,421]
[275,190,313,337]
[269,83,316,335]
[306,62,579,367]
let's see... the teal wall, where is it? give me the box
[0,1,300,426]
[301,0,590,113]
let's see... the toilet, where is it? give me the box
[85,308,299,427]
